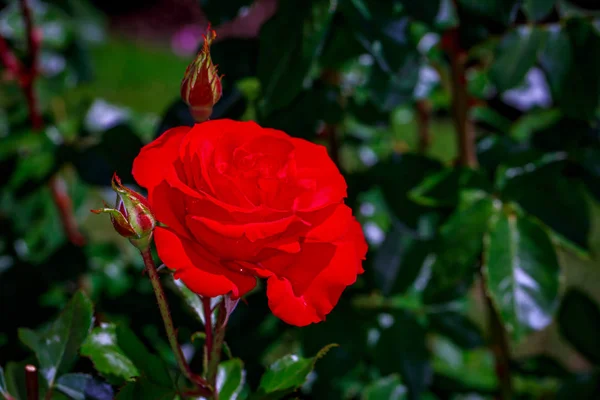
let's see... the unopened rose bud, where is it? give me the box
[180,26,222,122]
[92,174,156,251]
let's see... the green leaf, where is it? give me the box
[558,289,600,365]
[254,344,337,399]
[424,195,494,304]
[509,108,562,142]
[489,26,548,92]
[409,167,492,208]
[80,323,140,383]
[431,336,497,392]
[258,0,336,115]
[217,359,246,400]
[498,154,590,252]
[523,0,556,21]
[115,378,177,400]
[397,0,445,25]
[71,123,144,186]
[18,291,94,388]
[484,209,560,342]
[556,371,600,399]
[577,148,600,201]
[260,84,343,141]
[373,229,432,296]
[109,325,177,400]
[362,375,407,400]
[0,366,9,400]
[4,361,29,400]
[374,311,431,399]
[559,18,600,120]
[471,106,512,134]
[374,154,443,229]
[539,24,572,101]
[434,0,459,30]
[114,325,173,388]
[341,0,420,110]
[458,0,519,25]
[56,373,114,400]
[0,130,52,161]
[428,312,484,350]
[169,275,206,325]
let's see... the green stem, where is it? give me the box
[140,249,212,397]
[202,298,213,376]
[210,303,227,399]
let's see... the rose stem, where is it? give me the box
[202,298,226,400]
[202,298,213,362]
[140,249,212,396]
[24,364,38,400]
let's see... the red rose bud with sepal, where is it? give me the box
[92,174,156,251]
[180,26,223,122]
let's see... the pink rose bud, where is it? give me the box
[92,174,156,251]
[180,25,223,122]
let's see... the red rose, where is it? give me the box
[132,119,367,326]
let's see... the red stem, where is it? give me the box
[202,298,224,400]
[49,175,85,246]
[22,77,43,130]
[141,249,212,396]
[24,365,38,400]
[0,36,22,76]
[203,298,214,358]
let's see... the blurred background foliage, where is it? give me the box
[1,0,600,399]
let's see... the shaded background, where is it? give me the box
[1,0,600,399]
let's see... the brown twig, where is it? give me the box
[24,364,38,400]
[444,28,478,168]
[415,99,432,154]
[141,249,212,397]
[49,175,86,246]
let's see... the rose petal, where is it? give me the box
[190,214,306,242]
[132,126,190,193]
[185,213,309,260]
[290,138,347,210]
[155,227,256,298]
[152,180,192,239]
[266,219,366,326]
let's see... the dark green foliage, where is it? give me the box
[1,0,599,399]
